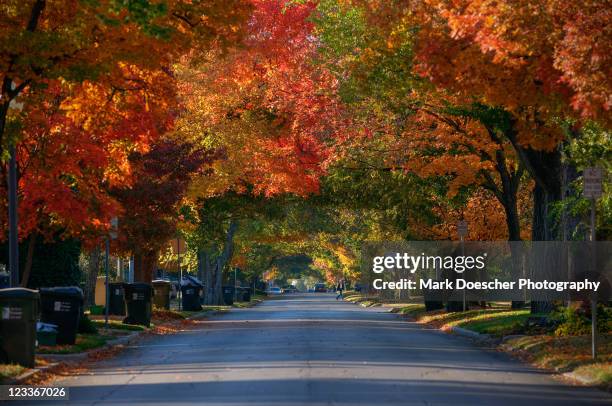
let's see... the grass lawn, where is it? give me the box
[37,333,109,354]
[0,359,53,384]
[456,310,532,336]
[91,319,147,331]
[37,328,132,355]
[399,305,532,336]
[502,334,612,388]
[232,301,254,308]
[344,294,383,307]
[0,363,26,383]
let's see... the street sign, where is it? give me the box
[584,167,603,199]
[457,220,468,237]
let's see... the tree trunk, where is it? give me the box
[530,183,559,314]
[208,220,238,305]
[133,249,157,283]
[199,250,215,305]
[213,260,223,305]
[505,127,562,314]
[19,232,37,288]
[85,246,100,307]
[502,191,521,242]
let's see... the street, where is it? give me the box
[26,294,612,405]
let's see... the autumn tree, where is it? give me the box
[110,138,213,283]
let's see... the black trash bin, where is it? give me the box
[123,283,152,327]
[152,280,171,310]
[0,272,9,289]
[238,287,251,302]
[181,278,203,311]
[222,286,235,305]
[39,287,83,345]
[108,282,126,316]
[423,287,444,311]
[0,288,39,367]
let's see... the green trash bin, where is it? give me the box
[123,283,152,327]
[0,288,39,368]
[36,322,58,347]
[40,287,84,345]
[152,280,171,310]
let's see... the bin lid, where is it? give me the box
[181,275,203,287]
[0,287,40,299]
[108,281,125,287]
[37,322,58,332]
[125,282,152,291]
[39,286,84,299]
[152,279,171,285]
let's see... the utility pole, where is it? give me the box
[104,238,110,328]
[105,217,118,328]
[457,220,468,312]
[7,83,23,287]
[8,144,18,287]
[177,237,182,311]
[234,267,238,303]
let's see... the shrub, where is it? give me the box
[78,315,98,334]
[551,305,611,336]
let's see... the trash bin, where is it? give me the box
[36,322,58,346]
[0,272,9,289]
[39,287,84,345]
[95,276,107,307]
[152,280,171,310]
[237,287,251,302]
[181,278,203,311]
[0,288,39,367]
[423,288,444,311]
[108,282,126,316]
[222,286,235,305]
[123,283,152,326]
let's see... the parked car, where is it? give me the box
[282,286,298,293]
[266,287,283,295]
[314,283,327,293]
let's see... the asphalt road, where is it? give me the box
[23,294,612,405]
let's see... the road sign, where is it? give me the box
[584,167,603,199]
[457,220,468,237]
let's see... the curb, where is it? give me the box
[37,331,141,362]
[4,362,60,385]
[563,371,600,386]
[448,326,494,342]
[186,310,217,320]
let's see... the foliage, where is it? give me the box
[0,236,81,289]
[551,305,612,337]
[78,315,98,334]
